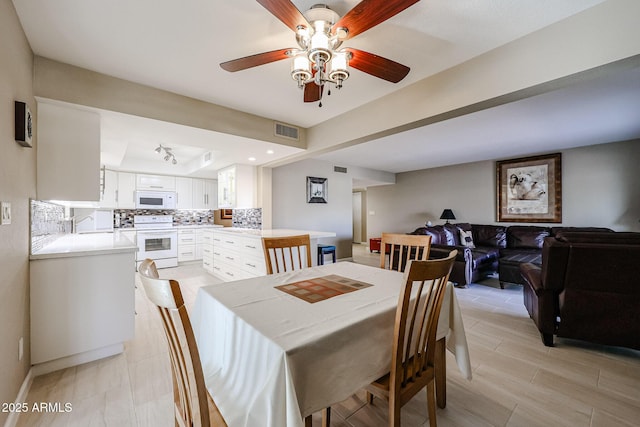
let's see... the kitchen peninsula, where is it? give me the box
[30,232,137,375]
[203,228,336,281]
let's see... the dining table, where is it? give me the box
[191,261,472,427]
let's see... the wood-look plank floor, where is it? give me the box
[16,244,640,426]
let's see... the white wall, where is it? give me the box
[272,159,353,259]
[0,0,36,423]
[366,140,640,239]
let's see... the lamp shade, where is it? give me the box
[440,209,456,222]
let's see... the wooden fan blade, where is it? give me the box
[220,48,291,72]
[333,0,420,40]
[346,48,410,83]
[256,0,309,32]
[304,82,323,102]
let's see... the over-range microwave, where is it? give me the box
[135,191,177,209]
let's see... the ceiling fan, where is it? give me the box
[220,0,421,106]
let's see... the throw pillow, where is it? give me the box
[459,229,475,248]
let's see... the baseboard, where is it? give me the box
[31,343,124,377]
[3,368,34,427]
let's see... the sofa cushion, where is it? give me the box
[459,229,475,248]
[507,226,550,249]
[410,226,447,245]
[471,224,507,248]
[550,227,613,237]
[444,223,462,246]
[470,247,500,269]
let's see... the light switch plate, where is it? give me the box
[1,202,11,225]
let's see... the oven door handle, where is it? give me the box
[138,232,176,237]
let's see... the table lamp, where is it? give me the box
[440,209,456,224]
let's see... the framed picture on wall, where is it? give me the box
[496,153,562,223]
[307,176,327,203]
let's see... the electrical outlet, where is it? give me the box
[1,202,11,225]
[19,337,23,361]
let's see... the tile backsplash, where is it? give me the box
[31,200,67,252]
[115,209,216,228]
[232,208,262,229]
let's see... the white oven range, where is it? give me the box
[134,215,178,269]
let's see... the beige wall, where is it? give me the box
[366,140,640,239]
[0,0,36,422]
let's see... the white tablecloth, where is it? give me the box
[192,262,471,427]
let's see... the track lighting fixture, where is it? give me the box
[154,144,177,165]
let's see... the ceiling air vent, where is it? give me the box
[334,166,348,173]
[203,151,212,163]
[274,122,299,141]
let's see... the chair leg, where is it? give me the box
[366,391,374,404]
[426,380,437,427]
[305,414,312,427]
[435,337,446,408]
[322,407,331,427]
[541,332,554,347]
[389,399,402,427]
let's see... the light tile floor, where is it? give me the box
[16,244,640,426]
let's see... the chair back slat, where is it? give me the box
[391,251,457,397]
[380,233,432,271]
[262,235,312,274]
[138,259,214,426]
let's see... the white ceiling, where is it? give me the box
[15,0,639,180]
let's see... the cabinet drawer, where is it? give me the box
[236,237,264,259]
[178,244,196,262]
[178,234,197,245]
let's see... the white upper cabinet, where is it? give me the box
[37,102,101,201]
[117,172,136,209]
[136,174,176,191]
[98,170,136,209]
[176,177,193,209]
[194,178,217,210]
[99,169,118,208]
[218,164,255,208]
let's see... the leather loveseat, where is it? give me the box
[410,224,612,288]
[520,231,640,349]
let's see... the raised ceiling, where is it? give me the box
[15,0,637,179]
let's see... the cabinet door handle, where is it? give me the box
[226,256,234,261]
[150,185,163,189]
[245,245,257,249]
[246,263,256,268]
[115,189,119,203]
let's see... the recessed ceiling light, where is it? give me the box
[248,157,256,161]
[266,150,274,154]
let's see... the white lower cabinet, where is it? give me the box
[204,229,266,281]
[30,252,135,372]
[178,228,206,262]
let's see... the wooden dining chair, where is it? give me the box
[260,237,331,426]
[138,259,227,427]
[262,234,312,274]
[380,233,432,272]
[366,250,457,427]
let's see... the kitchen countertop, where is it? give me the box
[212,228,336,239]
[30,232,138,260]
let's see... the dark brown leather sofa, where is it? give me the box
[520,231,640,349]
[410,224,612,287]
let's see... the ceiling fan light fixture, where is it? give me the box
[291,53,312,88]
[220,1,419,105]
[328,50,349,88]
